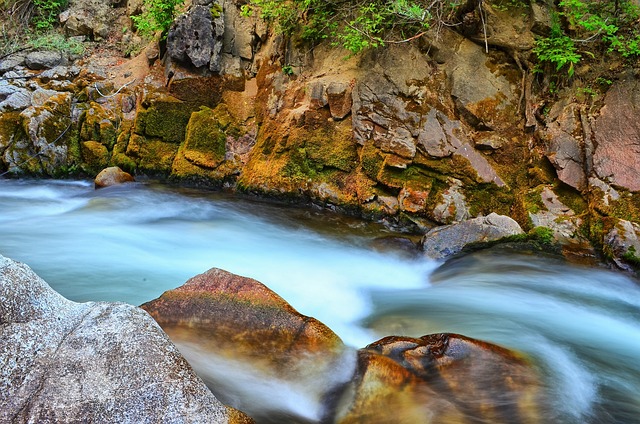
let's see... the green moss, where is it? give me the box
[282,147,315,180]
[180,106,228,168]
[134,94,193,143]
[210,3,223,18]
[523,186,545,214]
[622,246,640,266]
[609,192,640,222]
[79,103,117,148]
[360,141,385,180]
[81,141,110,173]
[305,128,358,173]
[554,182,588,215]
[137,137,180,175]
[464,184,514,217]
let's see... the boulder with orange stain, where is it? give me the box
[336,333,543,424]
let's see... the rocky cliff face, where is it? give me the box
[1,0,639,267]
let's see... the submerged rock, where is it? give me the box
[422,212,524,259]
[0,254,249,424]
[94,166,135,188]
[336,333,543,424]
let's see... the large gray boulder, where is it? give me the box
[0,254,240,424]
[422,213,524,259]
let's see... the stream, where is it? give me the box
[1,179,639,423]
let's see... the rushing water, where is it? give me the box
[1,179,640,423]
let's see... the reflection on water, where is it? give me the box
[1,179,640,423]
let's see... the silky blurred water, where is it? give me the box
[2,179,640,423]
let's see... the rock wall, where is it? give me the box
[1,0,640,267]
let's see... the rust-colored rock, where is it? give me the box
[593,76,640,192]
[94,166,135,188]
[142,267,352,422]
[141,267,347,373]
[336,333,543,424]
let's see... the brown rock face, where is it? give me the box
[141,267,352,421]
[594,76,640,192]
[94,165,135,188]
[336,333,542,424]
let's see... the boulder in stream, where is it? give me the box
[421,213,524,259]
[336,333,543,424]
[0,254,250,424]
[141,267,355,422]
[94,165,135,188]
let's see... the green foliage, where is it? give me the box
[31,0,67,30]
[28,31,84,55]
[533,32,581,76]
[282,64,294,75]
[534,0,640,78]
[622,246,640,266]
[131,0,185,37]
[248,0,450,54]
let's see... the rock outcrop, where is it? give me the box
[422,213,524,259]
[0,255,249,424]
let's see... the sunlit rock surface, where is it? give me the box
[141,267,355,422]
[94,165,135,188]
[336,333,543,424]
[0,254,247,424]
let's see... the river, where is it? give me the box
[1,179,639,423]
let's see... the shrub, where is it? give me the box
[131,0,185,37]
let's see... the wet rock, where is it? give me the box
[531,2,553,36]
[422,213,523,259]
[167,4,225,72]
[430,178,470,224]
[94,166,135,188]
[336,333,542,424]
[14,92,75,175]
[593,76,640,192]
[605,219,640,270]
[141,267,353,421]
[25,51,67,70]
[61,0,113,40]
[0,254,243,424]
[448,38,519,131]
[529,186,582,243]
[30,88,60,107]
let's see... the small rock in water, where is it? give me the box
[94,166,135,189]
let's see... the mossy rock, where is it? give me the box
[134,93,193,144]
[81,141,110,173]
[79,102,117,149]
[464,184,514,218]
[181,106,228,169]
[109,124,137,174]
[136,137,180,175]
[305,120,358,173]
